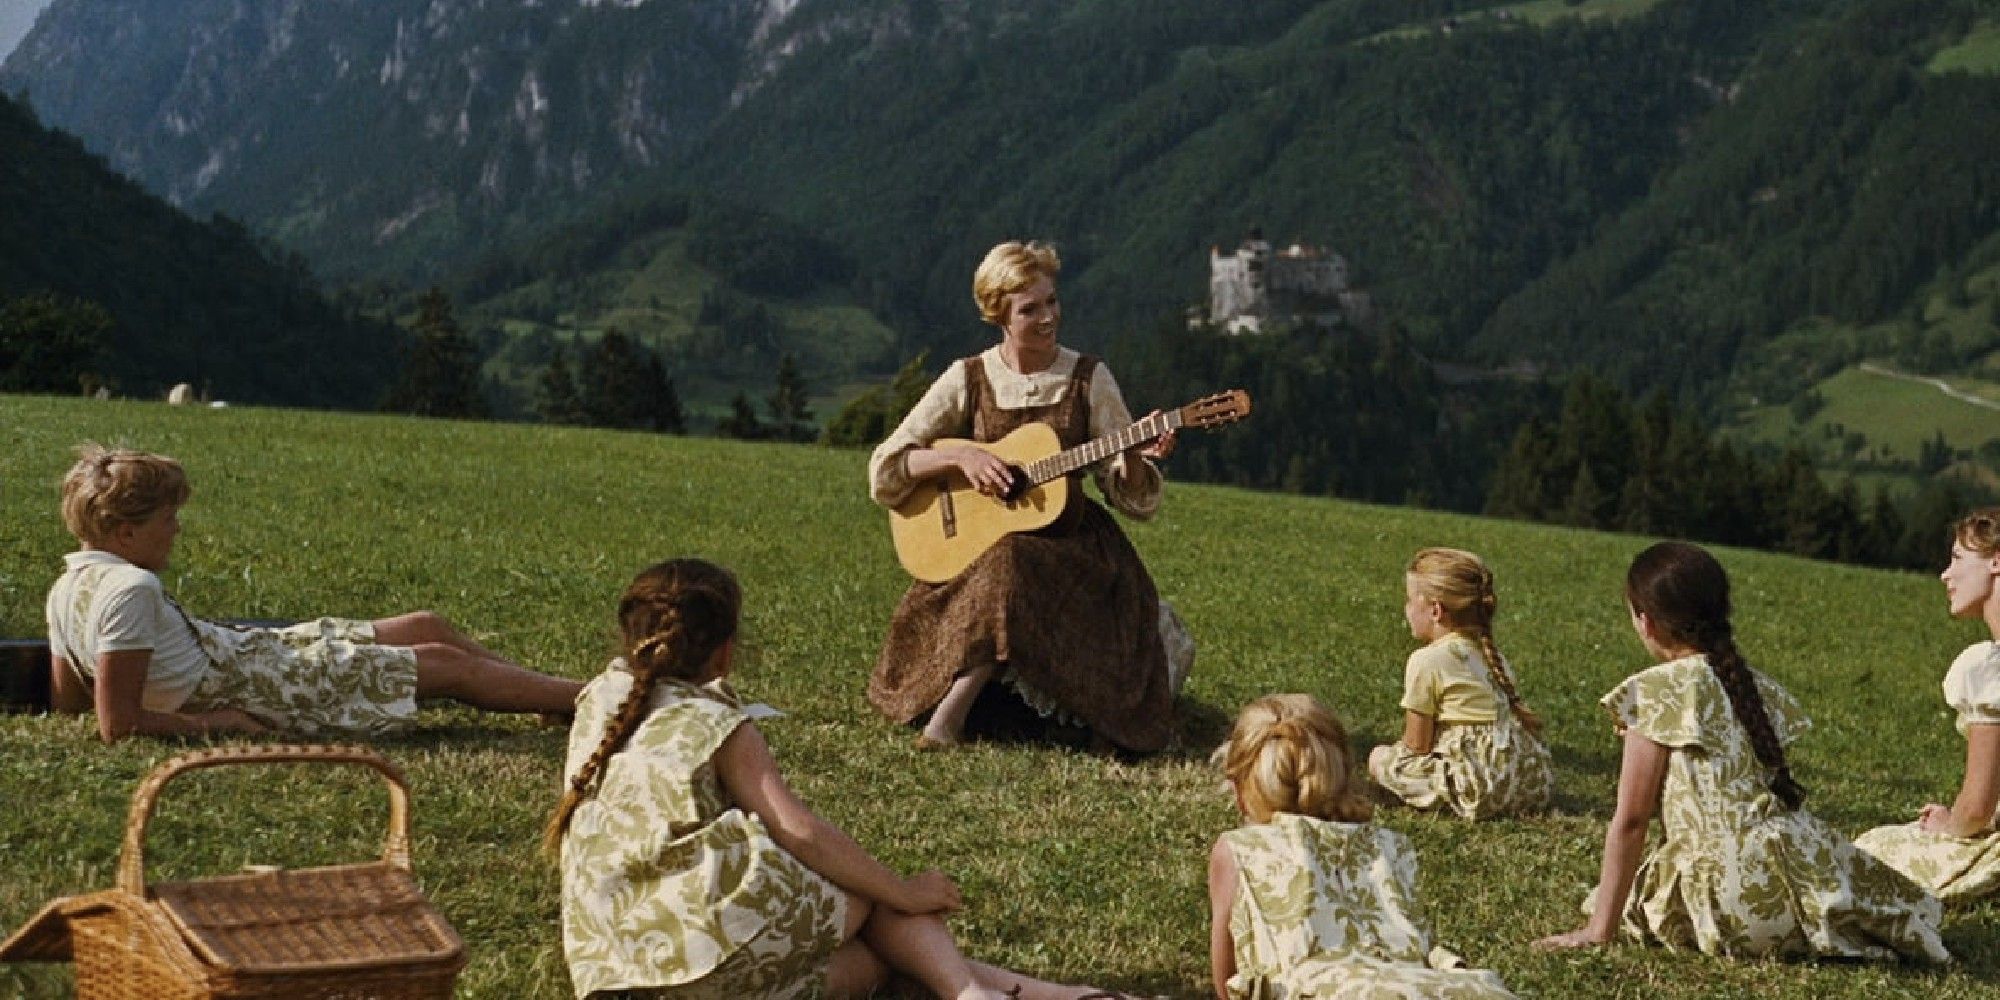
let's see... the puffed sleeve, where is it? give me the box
[1602,662,1707,749]
[867,360,970,508]
[1398,646,1443,717]
[1601,658,1809,750]
[1946,644,2000,734]
[1085,363,1162,520]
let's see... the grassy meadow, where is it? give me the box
[1,393,1997,998]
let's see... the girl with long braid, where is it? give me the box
[1535,541,1948,961]
[1855,507,2000,903]
[1366,548,1554,819]
[551,559,1122,1000]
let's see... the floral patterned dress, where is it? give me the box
[1368,636,1554,820]
[1590,657,1949,962]
[559,666,847,999]
[1220,813,1516,999]
[1854,641,2000,903]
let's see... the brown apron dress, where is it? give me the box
[867,355,1173,753]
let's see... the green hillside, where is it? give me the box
[3,394,1997,998]
[1735,365,2000,471]
[0,93,402,407]
[453,192,900,421]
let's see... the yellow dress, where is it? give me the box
[1591,656,1948,961]
[1221,813,1516,999]
[559,666,847,999]
[1368,634,1553,819]
[1855,641,2000,903]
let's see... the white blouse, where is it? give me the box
[866,345,1162,518]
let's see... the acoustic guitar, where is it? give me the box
[889,389,1252,582]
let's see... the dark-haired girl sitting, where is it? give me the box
[548,558,1123,1000]
[1533,541,1948,961]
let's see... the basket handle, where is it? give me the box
[117,743,414,895]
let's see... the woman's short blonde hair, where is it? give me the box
[972,240,1061,327]
[1217,693,1371,824]
[59,443,190,545]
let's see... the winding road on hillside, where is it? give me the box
[1858,362,2000,412]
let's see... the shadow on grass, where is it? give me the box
[1168,694,1233,761]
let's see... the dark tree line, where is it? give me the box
[535,330,685,434]
[715,354,816,443]
[1484,375,1987,570]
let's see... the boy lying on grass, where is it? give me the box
[46,443,582,743]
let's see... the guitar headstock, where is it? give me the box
[1176,389,1252,430]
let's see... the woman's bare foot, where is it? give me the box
[915,728,961,751]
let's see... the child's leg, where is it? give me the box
[857,907,1096,1000]
[407,640,581,714]
[854,907,988,1000]
[822,894,891,999]
[374,610,580,714]
[371,610,504,660]
[966,960,1100,1000]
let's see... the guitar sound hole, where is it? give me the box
[1000,467,1029,504]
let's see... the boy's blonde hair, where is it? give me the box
[1407,547,1542,735]
[1218,694,1371,824]
[60,443,190,546]
[971,240,1061,327]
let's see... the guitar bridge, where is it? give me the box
[939,486,957,538]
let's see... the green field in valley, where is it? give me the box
[1929,20,2000,75]
[1733,363,2000,473]
[2,394,1997,998]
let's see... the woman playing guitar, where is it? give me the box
[866,240,1177,754]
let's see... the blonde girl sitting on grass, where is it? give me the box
[45,443,582,742]
[1366,547,1553,819]
[1855,507,2000,903]
[550,558,1131,1000]
[1535,541,1948,961]
[1208,693,1517,1000]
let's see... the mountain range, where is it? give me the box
[4,0,1996,433]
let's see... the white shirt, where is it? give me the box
[866,345,1163,518]
[45,550,212,712]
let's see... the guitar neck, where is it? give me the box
[1022,410,1183,485]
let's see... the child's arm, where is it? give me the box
[1920,723,2000,837]
[1535,728,1669,949]
[715,721,961,914]
[49,654,91,714]
[1206,836,1238,1000]
[91,650,268,743]
[1398,710,1437,755]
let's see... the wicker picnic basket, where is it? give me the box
[0,744,466,999]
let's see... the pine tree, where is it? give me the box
[1560,461,1607,529]
[640,354,686,434]
[716,391,768,440]
[765,353,816,442]
[536,346,587,425]
[1861,484,1905,567]
[1483,418,1558,520]
[384,287,486,418]
[0,292,111,393]
[577,330,650,429]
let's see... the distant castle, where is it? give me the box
[1204,228,1368,334]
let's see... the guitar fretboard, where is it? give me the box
[1022,410,1184,485]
